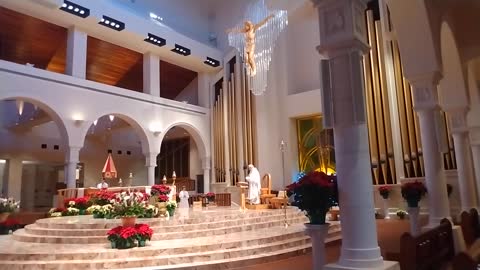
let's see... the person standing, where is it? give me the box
[178,186,189,208]
[96,177,109,189]
[245,164,261,204]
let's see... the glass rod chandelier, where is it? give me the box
[228,0,288,96]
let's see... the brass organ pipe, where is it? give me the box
[362,47,380,185]
[213,101,217,182]
[247,81,253,165]
[220,90,224,182]
[411,88,424,176]
[403,76,419,177]
[251,92,257,165]
[227,81,232,181]
[229,81,235,182]
[231,73,238,184]
[375,20,395,184]
[215,100,220,182]
[392,41,413,177]
[241,66,248,169]
[368,11,388,184]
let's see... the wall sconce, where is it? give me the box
[72,113,84,125]
[149,122,162,136]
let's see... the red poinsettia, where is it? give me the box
[135,224,153,240]
[206,192,215,198]
[151,185,171,196]
[119,227,138,240]
[74,197,89,209]
[91,190,116,205]
[378,186,391,199]
[401,181,427,207]
[157,194,169,202]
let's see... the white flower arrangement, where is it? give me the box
[68,201,75,206]
[86,205,101,214]
[0,197,20,213]
[64,207,79,216]
[50,212,62,217]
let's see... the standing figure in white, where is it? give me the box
[178,186,189,209]
[245,164,261,204]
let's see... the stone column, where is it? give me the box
[6,158,23,200]
[146,153,158,186]
[65,146,80,188]
[313,0,396,269]
[66,26,87,79]
[448,110,478,211]
[410,74,452,226]
[202,156,211,193]
[143,52,160,96]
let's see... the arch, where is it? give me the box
[386,0,442,78]
[158,121,209,161]
[438,21,469,110]
[0,94,69,147]
[78,111,151,155]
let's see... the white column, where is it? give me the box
[410,74,451,226]
[202,156,211,193]
[313,1,395,269]
[143,52,160,96]
[146,153,158,186]
[65,146,80,188]
[6,158,22,200]
[66,26,87,79]
[447,110,478,211]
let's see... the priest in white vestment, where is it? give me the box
[245,164,261,204]
[178,186,189,208]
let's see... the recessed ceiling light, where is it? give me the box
[62,3,67,7]
[144,33,166,47]
[204,56,220,67]
[68,5,73,10]
[60,1,90,18]
[99,15,125,31]
[74,7,79,12]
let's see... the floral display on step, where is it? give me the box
[286,171,338,225]
[166,201,177,217]
[206,192,215,203]
[0,218,20,235]
[401,181,427,208]
[107,223,153,249]
[89,190,116,206]
[63,197,91,215]
[0,197,20,223]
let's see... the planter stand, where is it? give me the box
[305,223,329,270]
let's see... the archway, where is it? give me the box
[157,122,208,193]
[79,113,151,188]
[0,96,68,210]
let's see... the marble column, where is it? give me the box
[66,26,87,79]
[202,156,211,193]
[448,110,478,211]
[145,153,158,186]
[143,52,160,96]
[6,158,22,200]
[65,146,80,188]
[313,0,397,269]
[410,73,451,225]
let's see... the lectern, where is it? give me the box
[237,181,249,210]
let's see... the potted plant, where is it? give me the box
[48,207,65,217]
[107,226,122,249]
[143,205,158,218]
[135,224,153,247]
[0,197,20,222]
[90,190,115,206]
[63,207,80,216]
[112,191,147,226]
[396,210,407,220]
[286,171,336,270]
[151,184,171,216]
[206,192,215,203]
[378,186,392,219]
[401,181,427,235]
[0,218,19,235]
[166,201,177,217]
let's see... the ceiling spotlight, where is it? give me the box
[144,33,166,47]
[149,12,163,22]
[99,15,125,31]
[204,56,220,67]
[60,1,90,18]
[171,44,190,56]
[109,115,115,122]
[93,119,98,126]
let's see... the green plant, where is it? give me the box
[396,210,407,219]
[112,191,147,217]
[401,181,427,207]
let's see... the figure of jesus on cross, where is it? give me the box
[226,14,274,76]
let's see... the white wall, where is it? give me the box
[189,137,202,183]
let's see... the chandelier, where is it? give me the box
[227,0,288,96]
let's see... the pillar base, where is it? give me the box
[325,261,399,270]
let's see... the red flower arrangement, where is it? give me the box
[0,218,20,234]
[90,190,116,206]
[206,192,215,198]
[64,197,90,210]
[157,194,169,202]
[151,185,171,197]
[107,224,154,249]
[401,181,427,207]
[286,171,337,224]
[378,186,391,199]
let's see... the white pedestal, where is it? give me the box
[325,261,400,270]
[305,223,329,270]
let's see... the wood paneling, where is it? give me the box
[160,61,197,99]
[0,7,67,72]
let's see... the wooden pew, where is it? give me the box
[452,250,480,270]
[460,208,480,247]
[398,219,454,270]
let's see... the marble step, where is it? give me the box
[14,216,309,244]
[34,209,303,230]
[1,223,341,262]
[23,213,307,237]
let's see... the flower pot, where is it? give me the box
[0,213,10,223]
[117,240,134,249]
[110,241,116,249]
[309,213,327,225]
[407,199,419,208]
[156,202,167,216]
[167,208,175,217]
[407,207,420,236]
[79,209,86,215]
[305,223,329,270]
[93,213,103,219]
[121,216,136,227]
[138,240,146,247]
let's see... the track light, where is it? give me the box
[144,33,166,47]
[171,44,190,56]
[59,1,90,18]
[99,15,125,31]
[204,57,220,67]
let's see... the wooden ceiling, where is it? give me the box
[0,7,198,99]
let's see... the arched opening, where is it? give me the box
[0,97,68,211]
[157,124,208,193]
[79,113,150,188]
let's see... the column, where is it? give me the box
[410,74,452,226]
[313,1,395,269]
[143,52,160,96]
[146,152,158,186]
[65,146,80,188]
[470,127,480,203]
[202,156,211,193]
[448,110,477,211]
[66,26,87,79]
[6,158,22,200]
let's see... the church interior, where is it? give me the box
[0,0,480,269]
